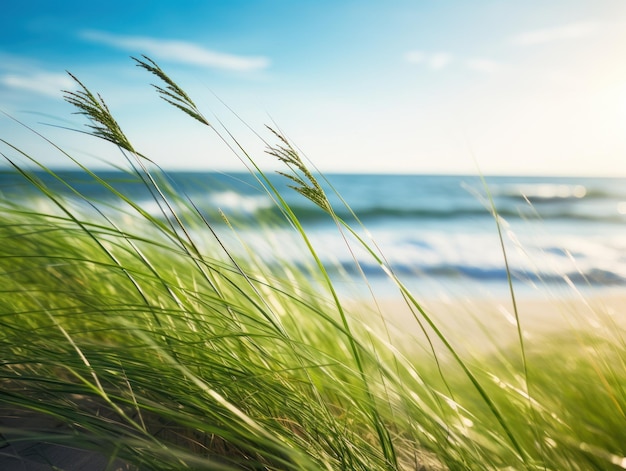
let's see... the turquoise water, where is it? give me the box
[3,170,625,298]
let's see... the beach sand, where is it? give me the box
[347,290,626,357]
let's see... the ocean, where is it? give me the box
[2,170,625,299]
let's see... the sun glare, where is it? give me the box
[620,84,626,118]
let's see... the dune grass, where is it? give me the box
[1,57,625,470]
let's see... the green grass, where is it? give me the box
[1,57,625,470]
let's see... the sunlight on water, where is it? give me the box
[492,183,588,200]
[517,184,586,200]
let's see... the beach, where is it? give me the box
[2,168,625,469]
[365,291,626,355]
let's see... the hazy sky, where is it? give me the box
[2,1,626,175]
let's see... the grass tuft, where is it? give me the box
[0,57,625,470]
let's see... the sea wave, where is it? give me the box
[220,227,626,288]
[5,171,625,289]
[10,184,626,229]
[335,262,626,286]
[490,183,618,203]
[209,191,274,214]
[248,203,626,224]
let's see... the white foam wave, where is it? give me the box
[214,225,626,286]
[495,183,587,200]
[209,191,273,214]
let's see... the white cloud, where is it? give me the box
[80,30,270,71]
[407,51,500,73]
[0,72,75,97]
[511,21,599,46]
[429,52,452,70]
[0,51,42,74]
[405,51,426,64]
[405,51,452,70]
[466,58,500,74]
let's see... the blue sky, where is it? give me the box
[2,1,626,175]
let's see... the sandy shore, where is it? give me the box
[347,289,626,356]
